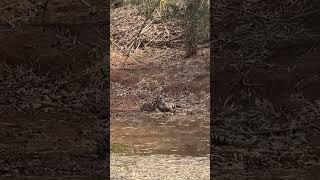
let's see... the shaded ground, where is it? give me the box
[0,112,105,176]
[211,1,320,179]
[0,0,108,177]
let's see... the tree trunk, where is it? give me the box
[184,0,198,58]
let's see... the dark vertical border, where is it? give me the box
[0,0,110,178]
[105,0,111,178]
[209,0,214,179]
[210,1,320,179]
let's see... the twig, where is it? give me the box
[110,36,143,65]
[6,20,15,28]
[294,79,304,89]
[79,0,91,7]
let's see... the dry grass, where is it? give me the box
[211,0,320,177]
[212,0,316,63]
[0,59,108,114]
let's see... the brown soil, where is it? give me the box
[0,0,108,177]
[212,1,320,179]
[110,48,210,157]
[0,111,105,176]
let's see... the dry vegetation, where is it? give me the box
[110,2,210,179]
[110,2,210,148]
[0,0,108,177]
[212,0,320,179]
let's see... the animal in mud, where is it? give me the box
[140,96,180,113]
[156,96,181,112]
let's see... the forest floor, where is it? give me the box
[110,5,210,179]
[110,1,320,180]
[211,1,320,179]
[0,0,107,177]
[0,0,319,179]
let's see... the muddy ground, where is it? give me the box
[110,48,210,156]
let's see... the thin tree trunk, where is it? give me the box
[184,0,198,58]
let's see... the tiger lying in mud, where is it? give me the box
[140,96,181,113]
